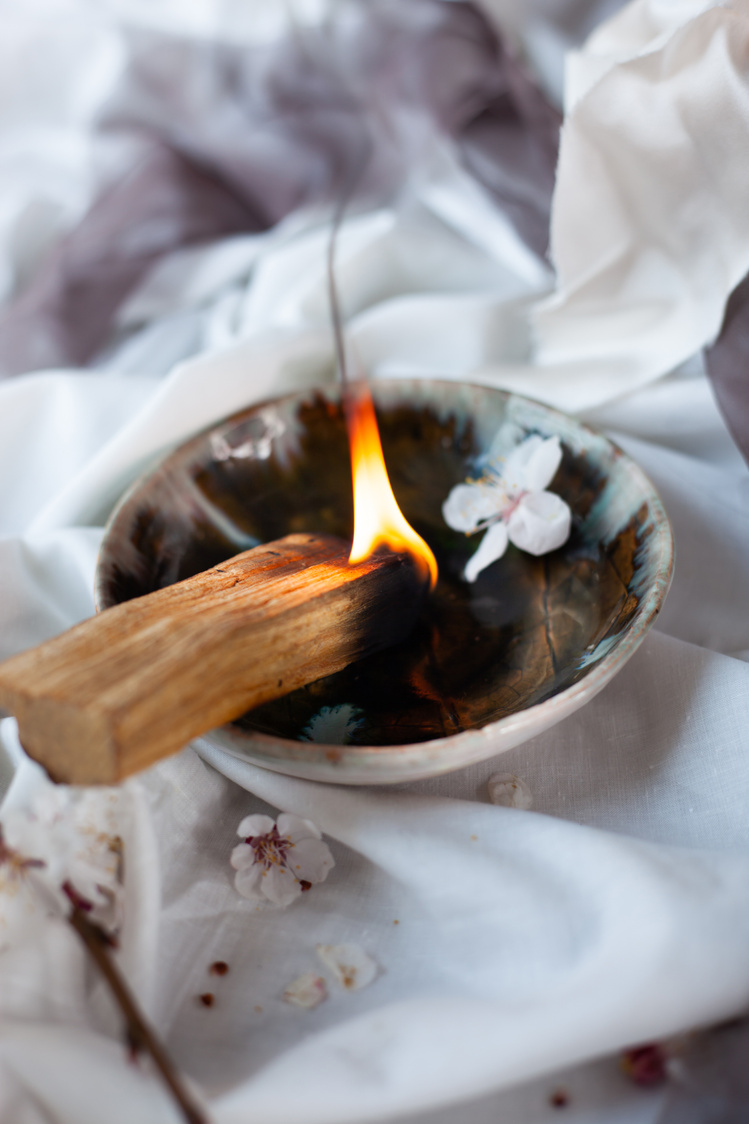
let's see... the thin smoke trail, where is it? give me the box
[326,135,372,388]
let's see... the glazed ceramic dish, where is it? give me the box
[96,379,673,784]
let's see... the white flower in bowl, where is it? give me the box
[442,433,571,582]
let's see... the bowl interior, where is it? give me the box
[97,379,670,753]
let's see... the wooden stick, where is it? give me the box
[0,534,425,785]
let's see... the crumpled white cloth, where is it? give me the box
[1,349,749,1124]
[59,0,749,422]
[2,2,749,1124]
[529,0,749,408]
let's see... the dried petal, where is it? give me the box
[316,943,378,991]
[283,973,327,1009]
[487,773,533,810]
[464,520,509,582]
[621,1044,668,1086]
[507,491,571,556]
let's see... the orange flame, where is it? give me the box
[346,384,438,589]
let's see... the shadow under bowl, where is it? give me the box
[96,379,673,784]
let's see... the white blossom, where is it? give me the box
[230,813,334,908]
[443,434,572,582]
[0,785,125,949]
[316,943,378,991]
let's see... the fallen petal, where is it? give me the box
[507,491,571,556]
[464,520,509,582]
[487,773,533,810]
[283,973,327,1009]
[316,943,378,991]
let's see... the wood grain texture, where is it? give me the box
[0,534,424,784]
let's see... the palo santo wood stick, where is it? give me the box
[0,533,427,785]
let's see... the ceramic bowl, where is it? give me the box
[96,379,673,784]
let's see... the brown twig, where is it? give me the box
[63,883,208,1124]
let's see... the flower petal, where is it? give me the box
[464,520,509,582]
[507,491,571,556]
[521,435,563,492]
[288,837,335,884]
[230,842,256,871]
[262,863,302,907]
[283,973,327,1009]
[237,814,275,839]
[442,482,501,533]
[487,773,533,810]
[277,813,321,843]
[502,434,545,489]
[316,943,378,991]
[234,863,264,900]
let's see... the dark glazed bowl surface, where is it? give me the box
[96,379,673,783]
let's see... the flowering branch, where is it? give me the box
[1,790,209,1124]
[62,883,208,1124]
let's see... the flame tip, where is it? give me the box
[346,385,437,590]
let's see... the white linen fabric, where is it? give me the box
[1,356,748,1124]
[2,2,749,1124]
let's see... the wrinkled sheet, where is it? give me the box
[1,2,749,1124]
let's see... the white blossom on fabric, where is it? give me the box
[316,943,378,991]
[230,813,334,908]
[0,786,125,949]
[487,773,533,810]
[442,434,572,582]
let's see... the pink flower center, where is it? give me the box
[501,489,526,521]
[245,825,293,870]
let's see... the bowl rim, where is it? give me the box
[96,377,674,781]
